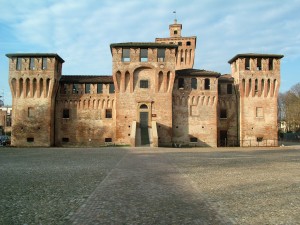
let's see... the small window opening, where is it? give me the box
[157,49,165,62]
[29,58,35,70]
[178,78,184,89]
[109,84,115,93]
[191,78,197,89]
[72,84,79,94]
[140,48,148,62]
[27,137,34,142]
[140,104,148,109]
[60,83,67,94]
[174,30,177,35]
[178,42,182,46]
[257,137,263,142]
[85,83,91,94]
[97,83,103,94]
[181,57,184,62]
[255,79,258,92]
[42,57,47,70]
[62,138,69,142]
[190,137,197,143]
[186,41,191,46]
[122,48,130,62]
[227,84,233,94]
[204,78,210,90]
[140,80,149,88]
[256,107,263,118]
[257,58,262,70]
[63,109,70,119]
[269,58,273,70]
[105,138,112,142]
[245,58,250,70]
[106,109,112,118]
[220,109,227,119]
[16,57,22,70]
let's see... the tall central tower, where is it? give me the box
[156,20,196,70]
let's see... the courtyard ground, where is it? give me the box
[0,146,299,224]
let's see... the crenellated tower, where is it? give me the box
[228,53,284,146]
[6,53,64,146]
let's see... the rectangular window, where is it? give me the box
[28,107,34,118]
[97,83,103,93]
[191,78,197,89]
[72,84,79,94]
[42,57,47,70]
[27,137,34,142]
[227,84,233,94]
[190,137,197,142]
[105,109,112,118]
[85,83,91,94]
[109,84,115,93]
[256,107,263,118]
[16,58,22,70]
[257,58,262,70]
[63,109,70,119]
[140,80,149,88]
[186,41,191,46]
[220,109,227,119]
[61,83,67,94]
[178,78,184,89]
[105,138,112,142]
[269,58,273,70]
[140,48,148,62]
[30,58,35,70]
[245,58,250,70]
[257,137,263,142]
[62,138,69,142]
[157,49,165,62]
[122,48,130,62]
[204,78,210,90]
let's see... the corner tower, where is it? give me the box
[156,20,196,70]
[6,53,64,147]
[228,53,284,147]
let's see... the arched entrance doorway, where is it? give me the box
[139,103,150,146]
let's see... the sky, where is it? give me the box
[1,0,300,105]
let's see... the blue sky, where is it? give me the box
[1,0,300,105]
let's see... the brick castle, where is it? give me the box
[6,20,283,147]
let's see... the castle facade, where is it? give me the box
[6,21,283,147]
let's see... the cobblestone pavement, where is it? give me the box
[1,146,299,225]
[70,148,231,225]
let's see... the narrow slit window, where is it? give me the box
[204,78,210,90]
[220,109,227,119]
[257,58,262,70]
[30,58,35,70]
[191,78,197,89]
[122,48,130,62]
[245,58,250,70]
[269,58,273,70]
[85,83,91,94]
[97,83,103,93]
[140,48,148,62]
[72,84,79,94]
[42,57,47,70]
[109,84,115,93]
[16,58,22,70]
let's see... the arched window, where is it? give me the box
[191,78,197,89]
[178,78,184,89]
[140,104,148,109]
[204,78,210,90]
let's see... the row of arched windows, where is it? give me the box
[178,77,211,90]
[11,77,52,98]
[177,49,193,66]
[241,78,277,97]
